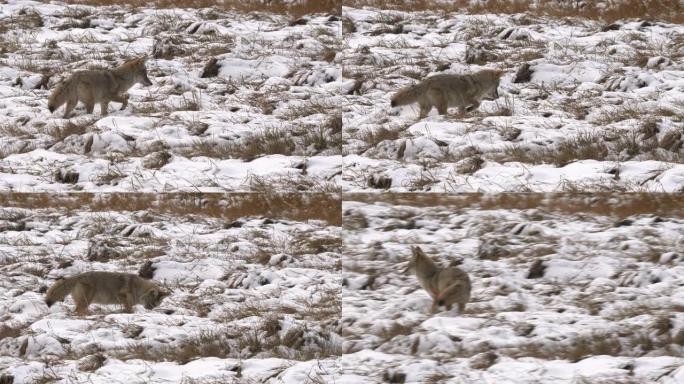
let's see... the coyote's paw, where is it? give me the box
[120,94,129,110]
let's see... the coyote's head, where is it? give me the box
[122,56,153,86]
[405,246,428,273]
[142,286,170,309]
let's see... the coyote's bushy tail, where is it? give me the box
[47,80,68,113]
[45,277,77,307]
[391,83,422,107]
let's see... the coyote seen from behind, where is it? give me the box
[407,246,471,314]
[45,271,169,315]
[390,69,503,118]
[48,56,153,118]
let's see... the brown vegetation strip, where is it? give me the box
[0,193,341,225]
[343,0,683,23]
[344,193,684,218]
[59,0,341,16]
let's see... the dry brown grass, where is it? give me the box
[183,129,297,162]
[114,329,232,364]
[112,319,339,364]
[0,141,36,159]
[498,131,609,167]
[343,0,684,23]
[295,285,341,322]
[510,332,622,362]
[405,168,439,191]
[292,231,342,256]
[245,173,341,194]
[0,122,33,139]
[48,119,96,142]
[181,118,340,161]
[359,126,406,152]
[0,324,25,340]
[60,0,341,17]
[0,193,342,225]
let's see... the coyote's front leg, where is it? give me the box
[111,94,128,110]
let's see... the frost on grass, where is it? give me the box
[0,204,341,383]
[0,0,342,192]
[339,195,684,383]
[341,6,684,192]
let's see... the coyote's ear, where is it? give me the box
[412,246,425,258]
[492,69,504,78]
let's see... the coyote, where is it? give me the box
[45,271,169,315]
[407,246,471,314]
[47,56,153,118]
[390,69,503,118]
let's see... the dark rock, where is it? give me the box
[367,175,392,189]
[514,62,533,83]
[138,261,155,279]
[200,58,221,78]
[382,370,406,383]
[500,28,514,39]
[34,74,51,90]
[289,17,308,26]
[614,219,633,227]
[514,323,535,336]
[54,169,79,184]
[601,23,621,31]
[527,260,546,278]
[224,220,244,228]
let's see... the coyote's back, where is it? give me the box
[45,271,169,315]
[48,56,152,118]
[391,69,502,118]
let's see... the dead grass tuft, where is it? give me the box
[359,126,405,151]
[498,131,609,167]
[49,119,95,142]
[115,329,231,364]
[182,127,296,161]
[0,324,25,340]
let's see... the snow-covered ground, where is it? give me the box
[0,201,341,383]
[340,195,684,383]
[3,1,684,382]
[342,6,684,192]
[0,0,342,192]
